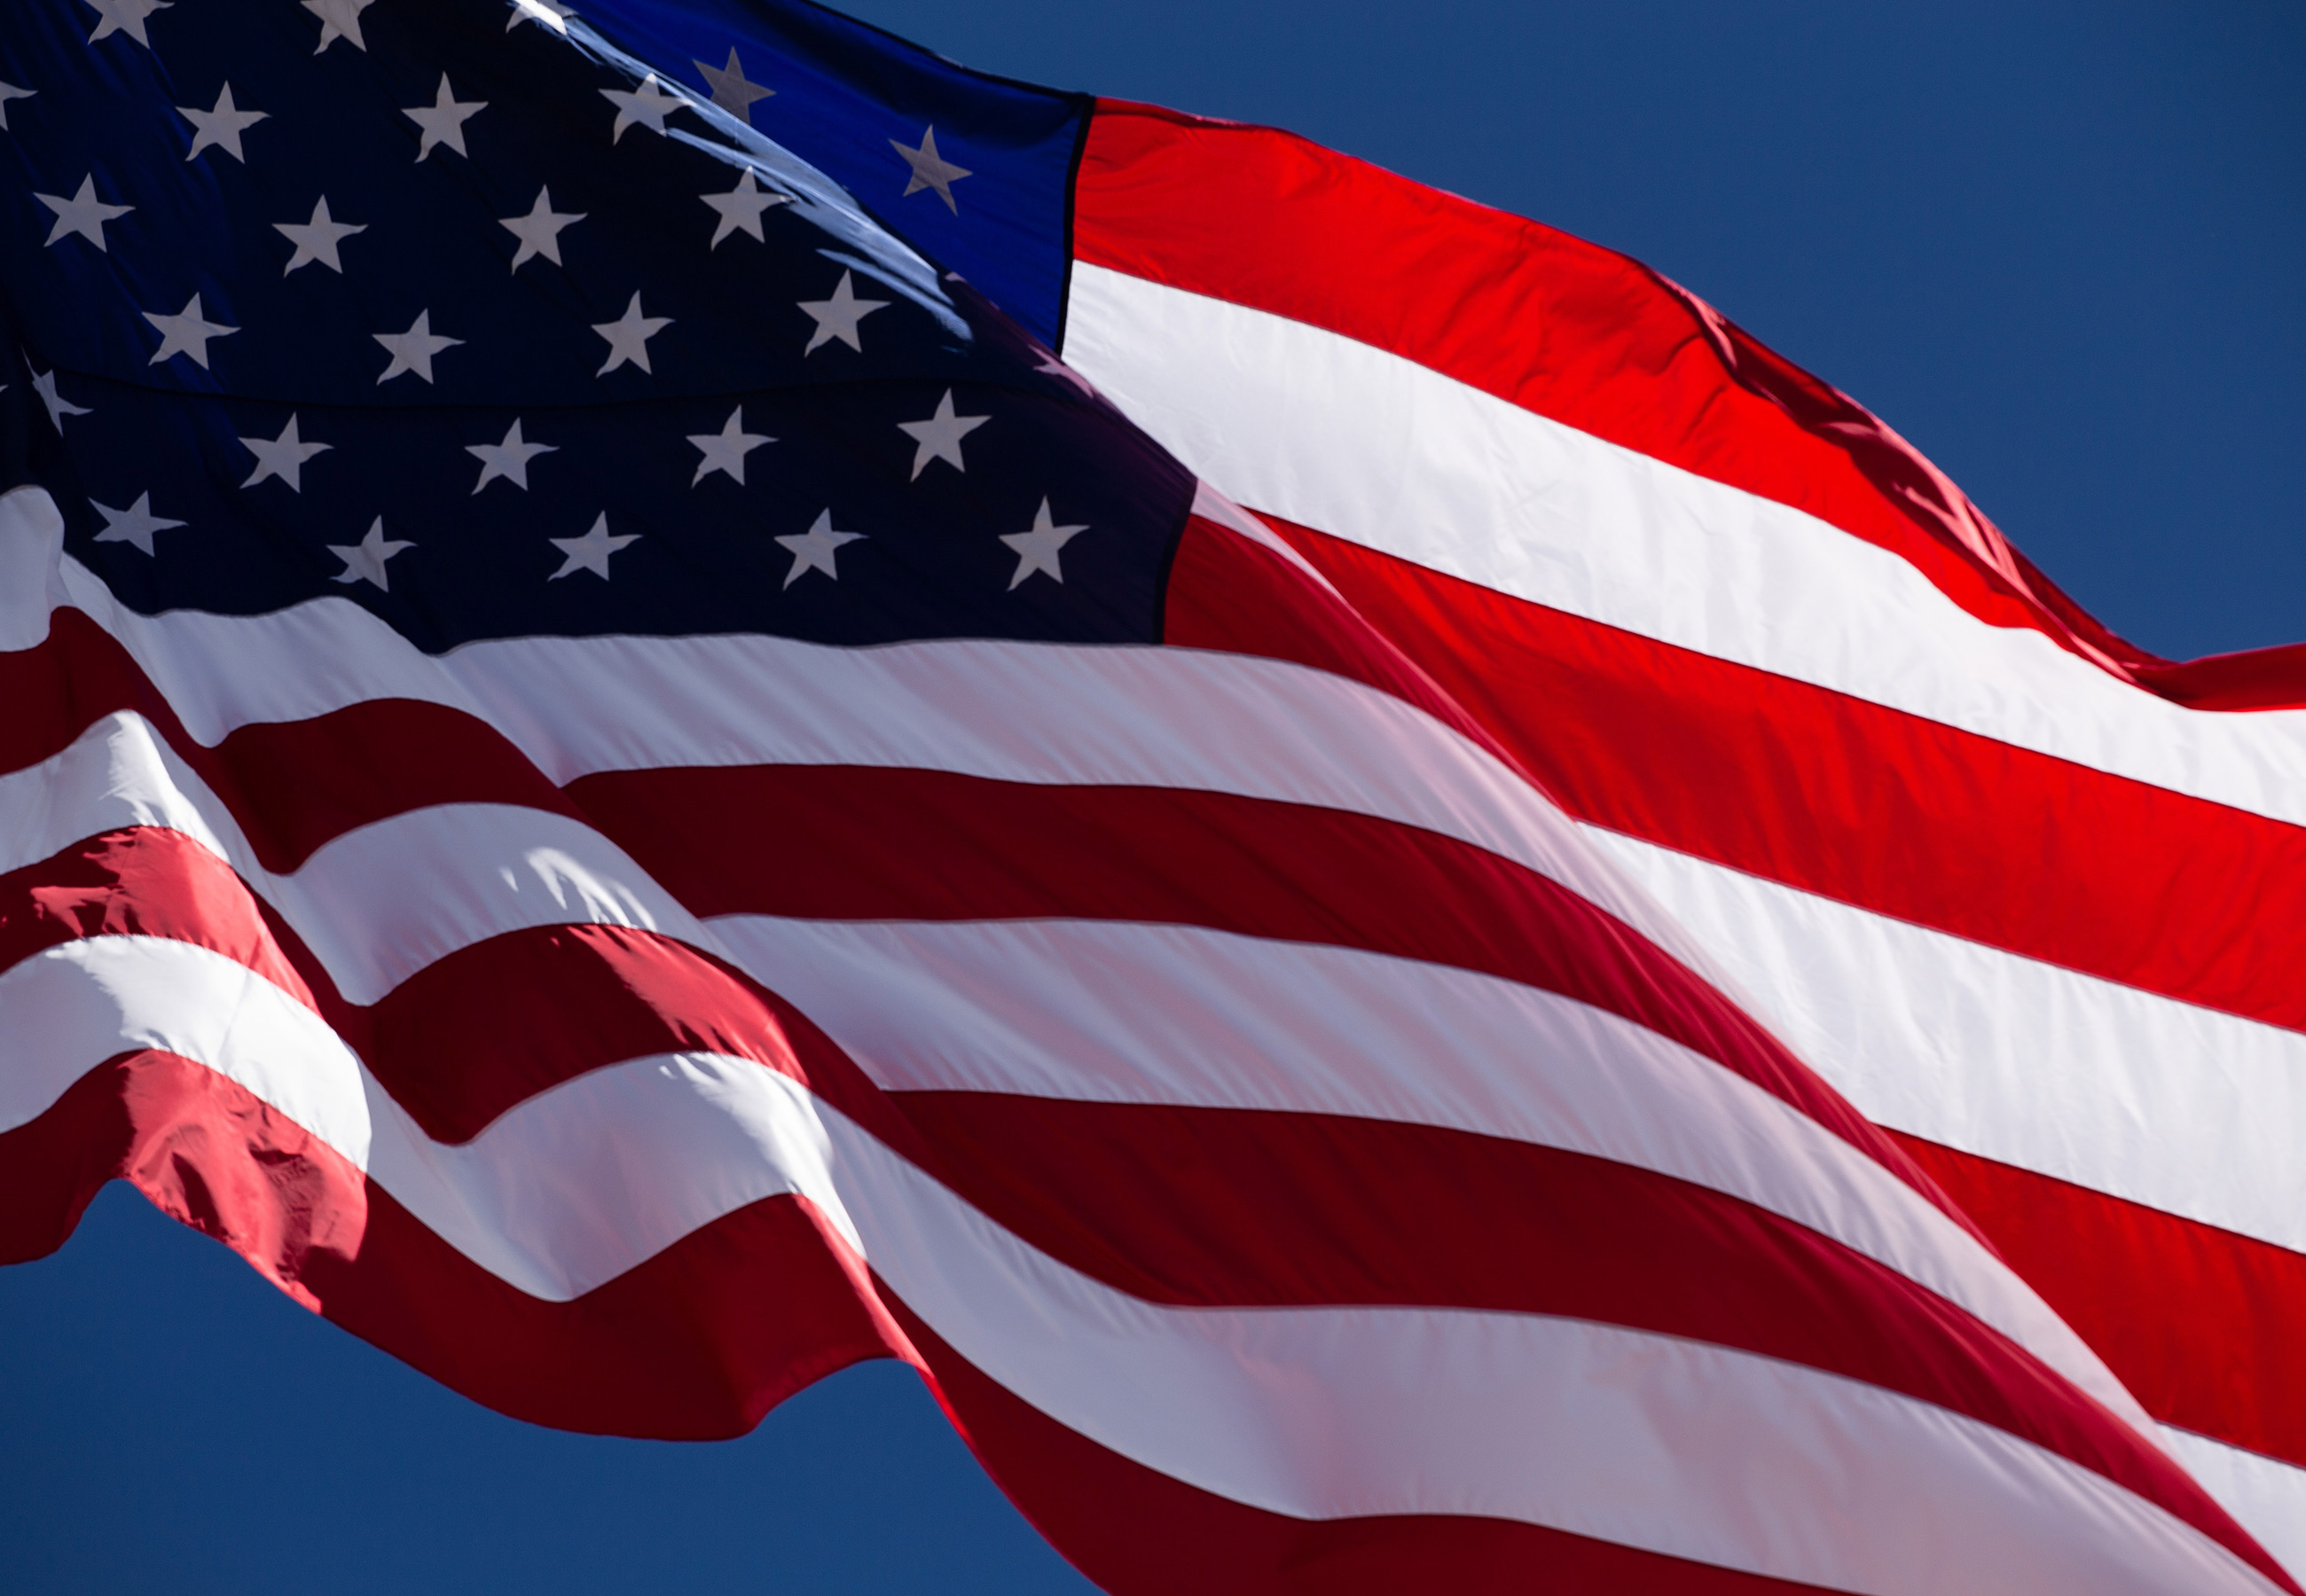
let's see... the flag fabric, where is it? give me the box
[1050,99,2306,1569]
[0,3,2294,1592]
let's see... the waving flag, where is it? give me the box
[1,1,2297,1592]
[1051,101,2306,1569]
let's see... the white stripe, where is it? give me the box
[1587,826,2306,1254]
[46,532,491,739]
[2162,1430,2306,1584]
[0,710,239,875]
[0,486,67,653]
[0,936,372,1162]
[0,934,2267,1594]
[709,911,2150,1439]
[286,802,694,1005]
[1062,263,2306,829]
[366,1048,857,1299]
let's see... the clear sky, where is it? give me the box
[4,3,2300,1592]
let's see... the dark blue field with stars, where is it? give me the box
[1,0,1189,653]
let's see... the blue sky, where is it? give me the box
[4,4,2300,1592]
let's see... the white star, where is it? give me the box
[592,291,671,376]
[798,270,889,356]
[1000,497,1087,589]
[694,48,773,121]
[144,293,237,369]
[548,512,639,581]
[178,83,267,163]
[701,168,786,247]
[600,73,684,143]
[90,492,183,556]
[29,364,89,430]
[687,405,772,486]
[302,0,375,52]
[373,309,462,384]
[774,509,863,588]
[83,0,170,47]
[467,418,557,492]
[890,125,970,215]
[1,82,38,132]
[506,0,573,28]
[404,74,485,161]
[35,175,130,252]
[239,413,330,491]
[330,518,412,590]
[499,185,583,271]
[1032,346,1098,396]
[897,388,989,480]
[274,195,365,275]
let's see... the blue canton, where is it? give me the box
[0,0,1188,653]
[569,0,1090,346]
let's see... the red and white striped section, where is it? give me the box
[1060,96,2306,1570]
[3,473,2290,1592]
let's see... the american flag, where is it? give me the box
[0,2,2294,1592]
[1056,98,2306,1575]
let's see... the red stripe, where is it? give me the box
[0,825,318,1010]
[208,697,580,873]
[308,1181,909,1441]
[0,1049,367,1303]
[1074,99,2306,709]
[1183,509,2306,1038]
[355,907,931,1158]
[0,607,153,778]
[1894,1132,2306,1472]
[363,918,832,1141]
